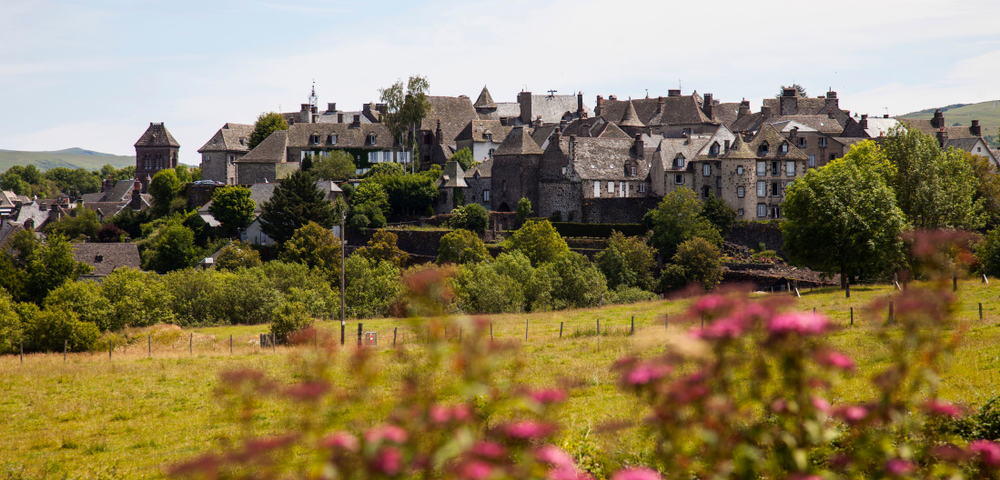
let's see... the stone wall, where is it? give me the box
[580,197,659,224]
[346,228,451,258]
[725,221,785,257]
[237,162,300,185]
[538,181,583,221]
[187,184,217,210]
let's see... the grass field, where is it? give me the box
[898,100,1000,146]
[3,281,1000,478]
[0,148,134,173]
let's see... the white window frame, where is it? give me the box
[674,174,684,185]
[483,190,490,202]
[757,203,767,217]
[674,156,685,168]
[808,154,816,168]
[368,151,379,163]
[638,183,646,193]
[757,181,766,197]
[737,186,745,198]
[620,181,626,197]
[780,143,788,153]
[756,161,766,175]
[594,181,600,196]
[737,165,744,175]
[329,134,338,145]
[607,181,614,193]
[738,208,744,217]
[786,161,796,176]
[561,166,567,175]
[383,151,391,163]
[798,137,806,147]
[702,164,711,176]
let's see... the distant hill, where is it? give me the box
[898,100,1000,147]
[0,148,134,172]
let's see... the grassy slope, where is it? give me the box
[0,150,134,172]
[2,282,1000,478]
[898,100,1000,145]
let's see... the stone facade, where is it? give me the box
[580,198,660,223]
[237,162,300,185]
[134,122,180,191]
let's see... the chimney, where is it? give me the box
[667,89,681,97]
[828,110,837,119]
[760,105,772,118]
[568,135,577,174]
[436,118,443,145]
[300,104,312,124]
[594,95,603,116]
[351,114,361,128]
[553,125,561,145]
[931,109,944,128]
[825,90,839,110]
[702,93,714,118]
[783,87,797,98]
[577,91,584,117]
[972,119,982,136]
[936,129,949,148]
[609,95,617,101]
[724,139,730,153]
[327,102,337,112]
[860,114,868,129]
[131,179,143,210]
[311,105,318,123]
[363,103,374,121]
[883,114,889,118]
[780,87,798,115]
[789,126,799,141]
[533,115,543,128]
[737,99,750,119]
[518,91,532,125]
[634,133,644,160]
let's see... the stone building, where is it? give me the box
[134,122,180,192]
[463,158,492,209]
[234,130,299,184]
[713,125,809,220]
[455,119,510,163]
[898,109,998,165]
[415,96,479,167]
[198,123,253,184]
[433,161,466,214]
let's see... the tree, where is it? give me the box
[344,254,403,318]
[503,219,569,266]
[1,172,30,196]
[548,252,607,309]
[516,197,532,225]
[379,75,432,167]
[437,229,490,264]
[214,241,262,271]
[595,245,636,291]
[450,203,488,235]
[141,222,197,273]
[175,165,192,183]
[260,170,336,245]
[776,84,807,98]
[969,153,1000,230]
[604,231,657,291]
[701,193,737,236]
[279,221,342,284]
[782,157,907,289]
[45,207,100,239]
[270,302,312,343]
[149,169,181,216]
[356,229,409,268]
[644,189,722,259]
[101,268,175,329]
[209,185,257,235]
[249,112,289,150]
[451,148,475,171]
[348,203,387,231]
[883,126,984,230]
[43,280,113,331]
[22,234,93,304]
[0,290,22,354]
[313,151,357,181]
[352,181,390,213]
[23,308,100,353]
[672,237,724,291]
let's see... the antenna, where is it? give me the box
[547,89,557,97]
[884,107,889,117]
[309,80,318,108]
[678,78,682,91]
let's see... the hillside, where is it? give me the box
[0,148,134,172]
[898,100,1000,146]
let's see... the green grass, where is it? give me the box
[0,149,133,173]
[3,281,1000,478]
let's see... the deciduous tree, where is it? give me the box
[149,169,181,216]
[209,185,257,235]
[436,229,489,264]
[644,189,722,259]
[503,219,569,266]
[312,150,357,181]
[249,112,289,150]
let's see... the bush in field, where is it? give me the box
[280,221,342,284]
[548,252,607,309]
[22,308,100,352]
[162,269,226,326]
[0,291,22,354]
[101,267,175,329]
[269,301,312,342]
[606,285,658,304]
[344,254,403,319]
[43,280,113,331]
[214,241,262,271]
[436,229,489,264]
[452,261,525,314]
[503,219,569,266]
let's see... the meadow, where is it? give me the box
[3,280,1000,479]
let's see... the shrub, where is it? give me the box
[101,268,175,330]
[672,237,724,291]
[43,280,113,331]
[214,241,263,271]
[436,229,489,264]
[606,285,658,305]
[503,219,569,266]
[356,229,409,268]
[450,203,488,234]
[0,291,22,354]
[516,197,532,225]
[548,252,607,308]
[452,261,525,314]
[344,255,403,318]
[270,301,312,342]
[23,308,100,353]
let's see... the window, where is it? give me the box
[809,155,816,168]
[607,181,614,193]
[674,174,685,184]
[485,133,492,142]
[737,165,744,175]
[204,154,210,161]
[738,208,744,217]
[780,142,789,153]
[368,134,377,144]
[757,204,766,217]
[829,154,836,161]
[786,161,795,176]
[797,137,806,148]
[488,148,495,158]
[383,151,391,163]
[399,151,411,163]
[561,166,567,175]
[737,186,745,198]
[756,161,766,175]
[702,164,711,176]
[758,142,769,155]
[310,134,320,145]
[818,137,827,148]
[369,152,379,163]
[620,181,626,197]
[757,181,766,197]
[702,186,710,198]
[630,166,636,176]
[771,161,779,176]
[594,181,600,196]
[328,134,338,145]
[229,155,235,165]
[474,171,480,179]
[674,156,685,168]
[716,176,722,188]
[978,147,983,153]
[483,190,490,202]
[638,183,646,193]
[771,182,780,196]
[710,142,720,155]
[239,137,247,147]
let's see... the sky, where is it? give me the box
[2,0,1000,166]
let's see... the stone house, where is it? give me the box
[234,130,299,184]
[415,96,479,167]
[899,110,998,165]
[433,161,467,214]
[198,123,253,184]
[594,91,722,138]
[463,158,492,209]
[455,119,510,163]
[73,243,141,280]
[134,122,180,192]
[650,127,737,198]
[714,125,809,219]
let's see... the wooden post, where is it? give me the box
[894,272,900,290]
[850,307,854,326]
[109,340,112,360]
[357,323,363,347]
[340,322,345,346]
[888,302,895,324]
[846,282,850,299]
[230,334,233,354]
[148,334,151,357]
[189,333,193,354]
[525,319,528,341]
[559,322,563,339]
[490,323,493,343]
[393,327,397,346]
[980,303,984,321]
[20,342,23,364]
[630,316,634,335]
[271,333,275,352]
[665,313,669,330]
[64,339,67,362]
[953,274,958,292]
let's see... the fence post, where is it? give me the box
[148,334,151,357]
[271,333,276,352]
[358,323,363,347]
[64,339,67,362]
[490,323,493,343]
[340,322,345,346]
[953,274,958,292]
[189,333,193,355]
[597,319,600,336]
[230,334,233,354]
[888,302,895,324]
[525,319,529,341]
[630,316,634,335]
[846,282,850,299]
[20,342,23,364]
[393,327,397,346]
[980,303,984,321]
[850,307,854,326]
[109,340,112,360]
[559,322,564,339]
[665,313,669,330]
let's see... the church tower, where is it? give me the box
[134,122,180,192]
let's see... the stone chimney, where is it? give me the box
[780,87,798,115]
[327,102,337,112]
[594,95,603,116]
[351,114,361,129]
[634,133,644,160]
[518,91,532,125]
[131,180,143,210]
[577,91,584,117]
[702,93,714,119]
[311,105,318,123]
[828,110,837,119]
[737,99,750,119]
[436,118,443,145]
[789,126,799,142]
[553,125,561,145]
[724,140,731,153]
[568,135,577,175]
[860,114,868,130]
[376,103,387,116]
[931,109,945,128]
[534,115,542,128]
[760,105,772,118]
[936,129,949,148]
[300,104,312,124]
[971,120,982,136]
[102,175,115,193]
[609,95,617,101]
[824,91,838,110]
[668,89,681,97]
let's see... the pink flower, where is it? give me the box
[502,420,556,440]
[365,425,408,444]
[320,431,359,452]
[611,467,661,480]
[833,405,868,424]
[969,440,1000,466]
[786,475,823,480]
[816,351,855,371]
[625,363,671,386]
[767,312,829,336]
[536,445,574,467]
[771,398,787,413]
[529,389,567,404]
[693,295,724,314]
[471,441,506,459]
[549,465,590,480]
[451,404,472,422]
[430,404,451,424]
[923,399,962,418]
[457,460,493,480]
[371,447,403,475]
[811,396,830,412]
[693,316,745,340]
[885,459,914,475]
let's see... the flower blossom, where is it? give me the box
[833,405,868,425]
[456,460,493,480]
[501,420,556,440]
[536,445,574,467]
[320,431,359,452]
[365,425,407,444]
[923,399,962,418]
[611,467,662,480]
[692,316,745,340]
[625,363,671,386]
[969,440,1000,466]
[529,389,568,404]
[815,351,855,371]
[371,446,403,475]
[767,312,829,337]
[884,459,915,475]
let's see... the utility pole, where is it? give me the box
[340,206,346,336]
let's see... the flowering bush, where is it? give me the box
[172,231,1000,480]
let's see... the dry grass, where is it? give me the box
[3,280,1000,478]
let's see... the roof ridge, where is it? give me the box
[619,101,645,127]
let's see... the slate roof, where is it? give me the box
[465,158,493,179]
[286,122,396,149]
[80,201,130,218]
[530,94,590,124]
[316,110,374,124]
[556,137,648,181]
[435,162,468,188]
[767,115,844,134]
[721,124,809,160]
[238,130,288,163]
[419,96,479,145]
[198,123,254,153]
[729,112,764,133]
[619,101,645,127]
[84,179,137,203]
[600,95,715,126]
[945,138,984,151]
[134,123,180,148]
[713,102,743,128]
[496,102,521,119]
[653,137,712,171]
[73,243,141,277]
[456,120,511,144]
[474,87,497,109]
[530,125,559,148]
[840,117,901,138]
[898,119,979,140]
[495,126,544,156]
[198,181,338,215]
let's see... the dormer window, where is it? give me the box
[368,134,377,145]
[474,171,481,180]
[310,134,320,145]
[631,166,636,176]
[485,133,493,142]
[797,137,806,147]
[759,142,770,155]
[561,166,567,175]
[328,134,338,145]
[673,155,685,168]
[239,137,247,147]
[780,142,789,153]
[710,142,720,155]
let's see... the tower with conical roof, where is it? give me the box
[490,126,544,212]
[135,122,180,192]
[474,86,498,119]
